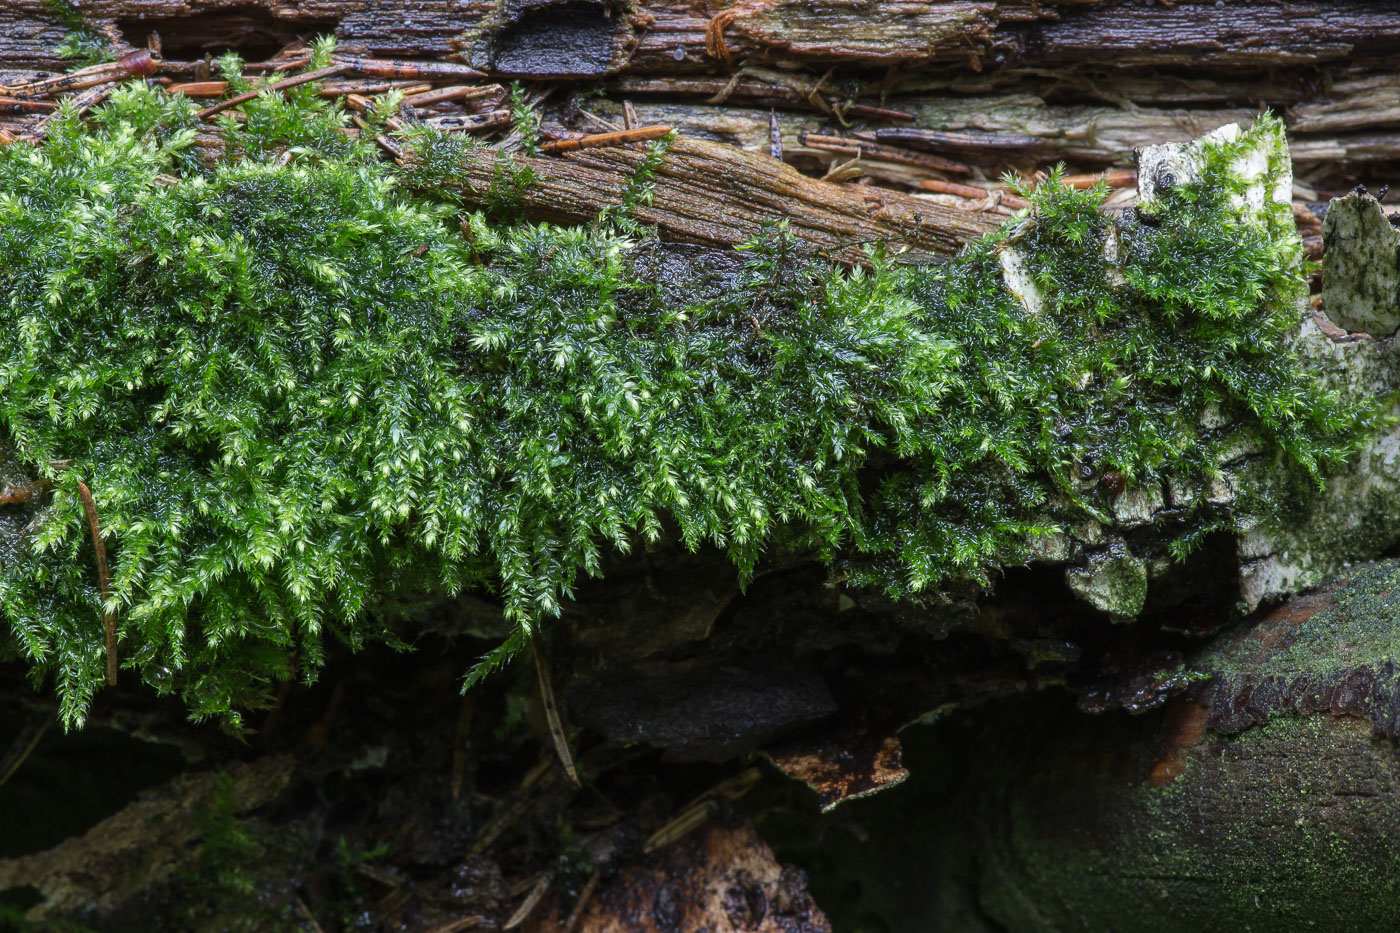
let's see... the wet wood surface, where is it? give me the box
[442,135,998,261]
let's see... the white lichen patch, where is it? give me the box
[1112,485,1165,528]
[998,244,1044,316]
[1322,190,1400,338]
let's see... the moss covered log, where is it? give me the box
[0,52,1376,726]
[975,560,1400,931]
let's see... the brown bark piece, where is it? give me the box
[521,819,832,933]
[765,727,909,811]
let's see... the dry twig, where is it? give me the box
[532,636,581,786]
[539,125,672,154]
[197,63,351,120]
[76,482,118,686]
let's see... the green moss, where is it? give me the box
[1204,559,1400,681]
[979,707,1400,931]
[0,62,1375,725]
[41,0,115,68]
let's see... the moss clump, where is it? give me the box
[42,0,115,68]
[0,57,1374,725]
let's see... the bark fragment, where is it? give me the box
[521,819,832,933]
[1322,189,1400,338]
[763,726,908,811]
[443,135,998,260]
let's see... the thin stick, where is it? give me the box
[343,93,405,130]
[76,482,118,686]
[332,56,486,80]
[350,114,405,160]
[322,80,431,96]
[1051,169,1138,189]
[578,108,622,133]
[532,636,580,786]
[403,84,502,107]
[875,126,1042,152]
[345,94,409,160]
[197,63,350,120]
[539,125,672,154]
[803,133,971,175]
[561,870,601,933]
[166,81,229,98]
[0,97,58,112]
[0,715,51,788]
[0,50,155,100]
[293,894,327,933]
[504,872,553,929]
[26,82,118,141]
[919,178,1030,210]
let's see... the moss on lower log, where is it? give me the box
[980,707,1400,931]
[977,561,1400,931]
[0,52,1375,725]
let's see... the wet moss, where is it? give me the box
[0,58,1375,725]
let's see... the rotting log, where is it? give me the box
[23,0,1400,80]
[4,1,1399,199]
[975,561,1400,932]
[4,3,1400,931]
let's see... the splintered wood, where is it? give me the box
[442,135,997,261]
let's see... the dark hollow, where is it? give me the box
[116,6,340,62]
[491,1,622,76]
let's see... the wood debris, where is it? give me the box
[440,135,998,261]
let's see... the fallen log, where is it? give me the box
[6,1,1399,83]
[975,561,1400,932]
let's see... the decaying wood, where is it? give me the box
[520,820,831,932]
[4,2,1400,930]
[440,135,997,260]
[1,1,1396,203]
[0,756,296,920]
[1322,189,1400,338]
[3,1,1395,82]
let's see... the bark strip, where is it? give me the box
[441,136,996,261]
